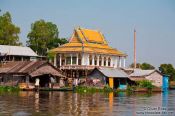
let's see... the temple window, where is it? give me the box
[78,54,81,65]
[89,55,92,65]
[99,61,102,66]
[90,60,92,65]
[66,57,71,65]
[62,59,65,65]
[99,56,102,66]
[104,57,106,66]
[94,56,97,65]
[78,59,81,65]
[72,56,77,64]
[57,56,60,67]
[95,60,97,65]
[108,57,111,66]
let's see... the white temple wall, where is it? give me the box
[56,53,127,68]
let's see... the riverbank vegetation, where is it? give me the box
[75,85,114,93]
[75,80,159,94]
[137,80,154,89]
[130,63,175,81]
[127,80,157,92]
[0,86,20,92]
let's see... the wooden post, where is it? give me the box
[26,75,30,88]
[54,54,57,67]
[109,77,114,89]
[76,54,78,65]
[60,54,62,67]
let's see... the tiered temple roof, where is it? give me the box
[51,27,126,56]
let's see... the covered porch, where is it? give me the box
[106,77,128,89]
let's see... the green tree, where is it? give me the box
[27,19,68,56]
[129,63,141,68]
[159,64,175,81]
[140,62,155,70]
[130,62,155,70]
[0,12,21,45]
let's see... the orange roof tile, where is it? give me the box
[51,27,126,56]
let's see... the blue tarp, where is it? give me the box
[162,75,169,91]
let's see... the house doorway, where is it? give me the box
[33,74,51,88]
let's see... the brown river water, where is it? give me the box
[0,90,174,116]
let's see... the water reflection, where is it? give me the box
[109,92,113,113]
[162,91,169,108]
[34,92,39,112]
[0,90,174,116]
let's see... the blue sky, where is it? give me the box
[0,0,175,68]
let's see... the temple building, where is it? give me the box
[51,27,127,78]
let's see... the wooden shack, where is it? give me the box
[0,61,65,89]
[129,69,164,87]
[88,67,129,89]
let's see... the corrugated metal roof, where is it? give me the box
[129,69,155,77]
[0,61,45,73]
[98,67,128,78]
[0,45,38,57]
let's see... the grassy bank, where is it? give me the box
[0,86,20,92]
[127,80,162,92]
[75,80,161,93]
[75,85,113,93]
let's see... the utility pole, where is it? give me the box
[134,29,136,69]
